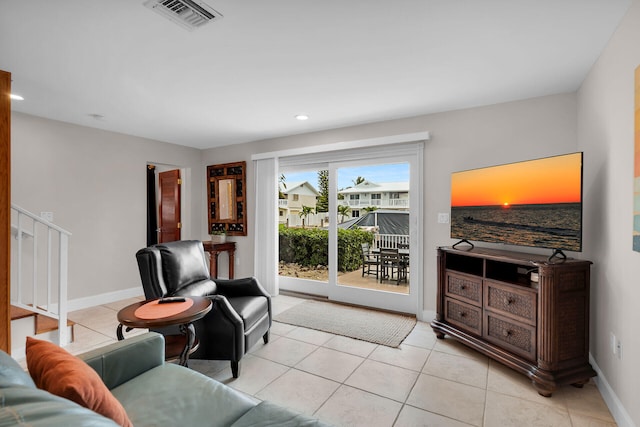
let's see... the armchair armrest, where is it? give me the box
[215,276,270,299]
[79,332,165,390]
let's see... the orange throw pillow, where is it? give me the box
[26,337,133,427]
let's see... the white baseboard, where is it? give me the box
[67,287,144,312]
[589,354,636,427]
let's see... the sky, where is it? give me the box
[282,163,410,190]
[451,152,582,207]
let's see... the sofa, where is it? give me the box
[0,332,331,426]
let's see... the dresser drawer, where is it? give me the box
[444,297,482,336]
[485,281,537,326]
[445,272,482,306]
[484,313,536,361]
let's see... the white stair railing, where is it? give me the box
[10,204,71,346]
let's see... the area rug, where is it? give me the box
[274,300,416,347]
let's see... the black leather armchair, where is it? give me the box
[135,240,271,378]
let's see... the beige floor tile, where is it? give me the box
[422,350,488,389]
[248,333,281,354]
[285,326,335,346]
[255,369,339,416]
[368,343,430,372]
[402,327,438,350]
[558,382,616,423]
[569,413,618,427]
[252,336,318,366]
[486,360,567,409]
[295,347,364,382]
[484,390,572,427]
[315,385,403,427]
[212,354,288,395]
[406,374,485,427]
[63,325,115,355]
[432,338,488,363]
[271,321,297,336]
[395,405,474,427]
[322,335,378,358]
[345,359,419,402]
[101,296,144,312]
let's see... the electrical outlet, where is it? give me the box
[611,333,618,356]
[438,213,450,224]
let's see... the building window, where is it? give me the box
[350,194,360,200]
[352,211,360,218]
[279,210,284,217]
[293,194,299,201]
[389,193,400,199]
[371,193,381,200]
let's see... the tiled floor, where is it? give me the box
[52,294,616,426]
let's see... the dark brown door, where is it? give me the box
[159,169,181,243]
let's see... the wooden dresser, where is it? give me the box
[431,246,596,396]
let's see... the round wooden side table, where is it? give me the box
[116,296,212,367]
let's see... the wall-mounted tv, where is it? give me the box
[450,152,583,255]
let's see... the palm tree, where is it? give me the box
[337,204,351,223]
[278,174,287,199]
[363,206,378,213]
[299,205,314,228]
[352,176,365,186]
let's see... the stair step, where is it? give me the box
[11,305,76,335]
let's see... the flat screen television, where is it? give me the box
[450,152,583,256]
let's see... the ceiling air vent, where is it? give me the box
[144,0,222,31]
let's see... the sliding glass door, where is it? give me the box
[278,153,420,314]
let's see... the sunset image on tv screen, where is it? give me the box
[450,152,582,252]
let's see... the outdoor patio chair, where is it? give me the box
[361,243,379,278]
[379,247,407,285]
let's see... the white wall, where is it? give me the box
[577,0,640,425]
[202,92,578,313]
[11,113,204,304]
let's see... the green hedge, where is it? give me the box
[279,225,373,272]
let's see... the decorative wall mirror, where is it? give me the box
[207,161,247,236]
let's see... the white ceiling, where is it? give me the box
[0,0,631,149]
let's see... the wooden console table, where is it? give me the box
[431,246,595,397]
[202,241,235,279]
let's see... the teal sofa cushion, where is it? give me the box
[0,387,117,426]
[0,351,34,389]
[111,363,257,427]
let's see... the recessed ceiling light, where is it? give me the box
[295,114,309,121]
[9,94,24,101]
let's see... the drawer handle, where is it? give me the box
[459,311,466,318]
[503,330,512,337]
[504,297,514,305]
[460,285,466,290]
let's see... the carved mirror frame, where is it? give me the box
[207,161,247,236]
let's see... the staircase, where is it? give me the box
[10,204,72,358]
